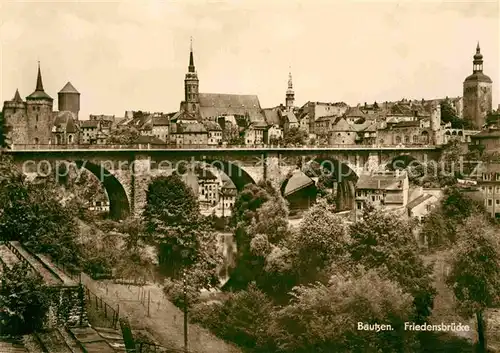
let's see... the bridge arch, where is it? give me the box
[172,159,256,192]
[386,154,422,171]
[74,161,130,220]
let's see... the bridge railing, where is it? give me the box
[7,143,440,151]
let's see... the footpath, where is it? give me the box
[81,273,241,353]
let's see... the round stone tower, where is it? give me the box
[25,62,54,145]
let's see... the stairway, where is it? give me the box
[0,337,27,353]
[0,243,20,269]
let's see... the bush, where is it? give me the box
[163,278,201,309]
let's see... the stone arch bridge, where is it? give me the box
[5,145,441,219]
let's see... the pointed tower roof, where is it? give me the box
[288,70,293,90]
[474,41,483,60]
[12,89,23,103]
[27,62,53,101]
[58,82,79,94]
[188,37,195,73]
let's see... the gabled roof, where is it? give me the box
[198,93,265,123]
[284,170,315,197]
[58,82,79,94]
[250,121,268,129]
[284,111,298,124]
[172,110,198,122]
[331,117,355,132]
[406,194,435,210]
[152,117,170,126]
[81,120,99,128]
[53,111,78,133]
[345,106,366,118]
[263,108,281,125]
[196,167,218,180]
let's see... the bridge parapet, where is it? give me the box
[7,143,441,152]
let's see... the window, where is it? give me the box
[496,199,500,206]
[36,114,38,122]
[404,135,410,143]
[395,136,401,144]
[496,186,500,194]
[357,202,362,210]
[496,174,500,181]
[488,199,493,206]
[68,135,73,143]
[413,135,418,143]
[488,186,493,193]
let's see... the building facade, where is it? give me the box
[354,170,409,221]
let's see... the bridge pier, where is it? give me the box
[131,154,152,217]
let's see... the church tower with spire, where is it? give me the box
[285,70,295,112]
[182,38,200,114]
[463,43,493,129]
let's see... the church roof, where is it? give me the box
[464,72,492,83]
[58,82,79,94]
[198,93,265,123]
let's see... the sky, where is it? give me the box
[1,0,499,119]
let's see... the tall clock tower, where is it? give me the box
[463,43,493,129]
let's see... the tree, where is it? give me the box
[224,122,244,145]
[191,283,275,351]
[107,126,140,144]
[446,215,500,353]
[227,181,292,294]
[282,126,307,147]
[0,157,81,268]
[0,263,51,335]
[441,99,473,129]
[267,270,417,353]
[143,174,221,285]
[348,205,436,323]
[420,186,486,248]
[292,199,348,283]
